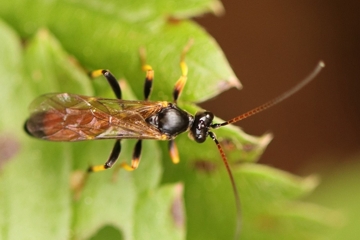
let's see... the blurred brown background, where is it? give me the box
[196,0,360,173]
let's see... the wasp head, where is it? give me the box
[189,111,214,143]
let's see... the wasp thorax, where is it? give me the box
[190,111,214,143]
[147,104,192,136]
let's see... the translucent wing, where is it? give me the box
[26,93,168,141]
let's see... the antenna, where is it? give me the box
[212,61,325,129]
[209,61,325,239]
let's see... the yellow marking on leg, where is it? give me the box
[120,163,135,171]
[170,142,180,164]
[142,64,153,72]
[89,165,107,172]
[120,162,139,171]
[173,40,193,102]
[146,68,154,80]
[174,58,188,98]
[180,40,193,76]
[180,61,188,76]
[90,69,104,78]
[139,47,154,71]
[174,76,187,96]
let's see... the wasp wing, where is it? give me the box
[26,93,168,141]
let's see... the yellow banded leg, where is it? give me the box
[89,69,122,99]
[173,40,193,103]
[88,140,121,172]
[139,47,154,100]
[120,139,142,171]
[169,140,180,164]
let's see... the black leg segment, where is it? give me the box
[120,139,143,171]
[88,140,121,172]
[143,71,153,101]
[90,69,122,99]
[139,47,154,101]
[172,40,193,103]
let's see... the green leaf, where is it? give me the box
[0,22,174,240]
[23,28,93,96]
[0,19,28,130]
[180,164,338,240]
[134,184,185,240]
[0,0,239,103]
[0,1,340,239]
[306,157,360,240]
[0,22,74,238]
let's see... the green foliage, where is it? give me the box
[306,157,360,240]
[0,1,339,239]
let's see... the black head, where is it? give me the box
[189,111,214,143]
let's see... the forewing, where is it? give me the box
[26,93,166,141]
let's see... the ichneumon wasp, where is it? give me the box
[24,41,324,238]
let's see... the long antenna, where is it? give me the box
[208,131,242,239]
[209,61,325,239]
[211,61,325,129]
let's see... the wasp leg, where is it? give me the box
[139,47,154,101]
[120,139,142,171]
[88,140,121,172]
[168,140,180,164]
[173,40,193,103]
[89,69,122,99]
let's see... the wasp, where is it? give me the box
[24,41,324,237]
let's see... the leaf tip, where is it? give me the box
[259,132,273,148]
[37,28,50,39]
[302,174,320,192]
[209,0,226,16]
[171,183,185,229]
[228,76,242,89]
[215,76,242,95]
